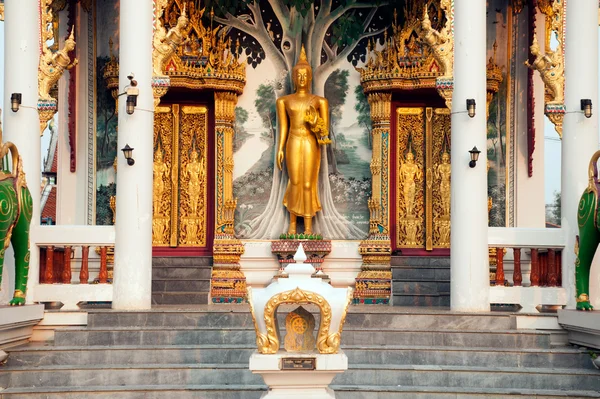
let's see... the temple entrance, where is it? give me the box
[392,106,451,253]
[152,103,214,254]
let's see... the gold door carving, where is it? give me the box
[153,104,208,248]
[396,107,450,250]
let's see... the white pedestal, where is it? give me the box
[558,309,600,350]
[249,351,348,399]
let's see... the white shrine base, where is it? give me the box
[249,351,348,399]
[558,309,600,349]
[240,240,362,288]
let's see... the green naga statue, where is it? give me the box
[575,150,600,311]
[0,112,33,306]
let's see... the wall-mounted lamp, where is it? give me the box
[121,144,135,166]
[466,99,476,118]
[581,99,593,119]
[118,73,139,115]
[10,93,22,113]
[468,146,481,168]
[126,94,137,115]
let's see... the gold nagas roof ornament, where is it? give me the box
[104,0,246,103]
[358,0,451,94]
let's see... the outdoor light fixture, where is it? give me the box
[581,99,592,119]
[126,94,137,115]
[10,93,21,112]
[121,144,135,166]
[466,99,476,118]
[468,146,481,168]
[118,73,139,115]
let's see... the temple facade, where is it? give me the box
[0,0,598,313]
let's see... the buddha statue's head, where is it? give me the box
[406,152,415,163]
[292,46,312,92]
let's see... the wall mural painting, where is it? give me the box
[94,0,119,225]
[487,0,510,227]
[219,0,405,240]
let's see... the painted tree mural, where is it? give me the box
[208,0,400,239]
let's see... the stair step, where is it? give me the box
[52,326,552,349]
[152,267,211,280]
[151,292,209,305]
[0,384,265,399]
[333,385,600,398]
[392,281,451,294]
[333,364,600,391]
[0,364,262,388]
[392,294,450,307]
[152,279,211,292]
[152,257,213,267]
[86,308,514,331]
[391,257,451,267]
[7,343,594,369]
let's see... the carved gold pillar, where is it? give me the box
[211,91,246,304]
[355,92,392,305]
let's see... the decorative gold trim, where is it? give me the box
[170,105,180,247]
[261,288,340,355]
[425,108,433,251]
[13,290,25,299]
[576,293,590,303]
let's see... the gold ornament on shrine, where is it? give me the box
[104,0,247,109]
[38,0,78,135]
[527,0,565,138]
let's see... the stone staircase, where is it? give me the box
[1,307,600,398]
[392,256,451,306]
[151,257,212,305]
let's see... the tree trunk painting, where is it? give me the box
[216,0,390,239]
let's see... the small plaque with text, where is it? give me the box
[280,357,316,370]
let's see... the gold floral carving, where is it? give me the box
[38,0,78,134]
[394,108,450,250]
[358,1,453,95]
[104,0,247,111]
[152,105,208,247]
[179,106,208,247]
[432,109,451,248]
[153,106,175,246]
[419,2,453,79]
[258,288,349,355]
[396,108,425,248]
[212,91,245,301]
[486,41,503,120]
[525,33,564,105]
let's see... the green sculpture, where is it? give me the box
[0,116,33,306]
[575,150,600,311]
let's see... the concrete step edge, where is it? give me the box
[0,384,266,394]
[12,343,583,354]
[5,363,599,376]
[54,326,548,334]
[332,385,600,397]
[346,363,600,376]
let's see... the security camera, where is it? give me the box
[127,73,135,81]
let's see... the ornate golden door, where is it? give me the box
[394,107,451,252]
[153,104,211,250]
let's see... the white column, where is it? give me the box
[3,0,41,304]
[561,0,599,309]
[450,0,489,312]
[112,0,154,309]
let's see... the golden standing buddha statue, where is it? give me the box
[276,46,331,235]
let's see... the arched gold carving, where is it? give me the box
[260,288,343,355]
